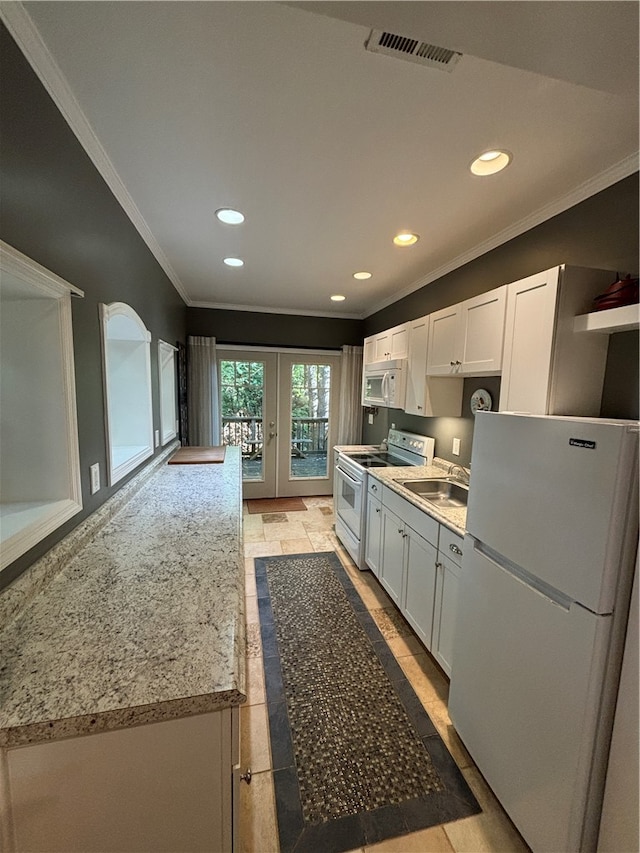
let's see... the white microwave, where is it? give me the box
[362,359,407,409]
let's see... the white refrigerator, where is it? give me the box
[448,412,639,853]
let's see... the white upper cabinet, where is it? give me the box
[364,323,408,364]
[427,285,507,376]
[0,241,83,570]
[499,265,612,415]
[459,287,507,374]
[100,303,154,486]
[404,316,463,417]
[425,304,460,375]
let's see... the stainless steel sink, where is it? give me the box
[399,478,469,509]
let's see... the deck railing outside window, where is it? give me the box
[222,416,328,456]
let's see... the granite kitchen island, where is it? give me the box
[0,445,246,853]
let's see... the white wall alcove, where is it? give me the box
[100,302,154,486]
[158,340,178,446]
[0,241,83,571]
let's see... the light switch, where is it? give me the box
[452,437,461,456]
[155,430,160,447]
[368,413,374,425]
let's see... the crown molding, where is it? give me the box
[188,300,363,320]
[366,151,639,317]
[0,1,190,305]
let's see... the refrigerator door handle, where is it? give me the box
[472,539,573,611]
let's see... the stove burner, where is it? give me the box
[345,452,408,468]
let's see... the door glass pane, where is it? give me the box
[220,359,264,481]
[290,363,330,479]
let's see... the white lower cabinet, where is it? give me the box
[2,708,239,853]
[402,527,438,649]
[379,504,406,607]
[369,482,464,675]
[378,486,439,648]
[432,528,464,678]
[364,480,383,577]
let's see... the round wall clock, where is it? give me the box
[470,388,493,416]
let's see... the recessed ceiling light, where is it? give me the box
[223,257,244,267]
[216,208,245,225]
[393,232,419,247]
[331,294,346,302]
[353,271,372,280]
[470,149,512,176]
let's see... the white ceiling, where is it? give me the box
[3,1,638,319]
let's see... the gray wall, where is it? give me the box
[362,175,639,463]
[187,307,363,350]
[0,24,188,588]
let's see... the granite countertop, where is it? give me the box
[368,461,467,536]
[0,447,246,748]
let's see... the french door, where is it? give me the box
[218,348,341,499]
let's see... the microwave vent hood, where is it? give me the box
[365,30,463,72]
[365,358,405,372]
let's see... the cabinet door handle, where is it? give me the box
[371,484,377,491]
[435,561,442,569]
[449,543,463,556]
[450,361,456,366]
[240,768,252,785]
[398,528,403,535]
[375,507,380,513]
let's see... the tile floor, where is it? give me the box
[239,496,531,853]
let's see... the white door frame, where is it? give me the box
[217,346,341,499]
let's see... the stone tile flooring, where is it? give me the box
[239,496,531,853]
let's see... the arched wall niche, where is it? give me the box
[100,302,154,486]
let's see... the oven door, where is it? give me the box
[334,460,365,540]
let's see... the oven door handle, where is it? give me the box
[337,466,362,488]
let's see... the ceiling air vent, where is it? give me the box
[365,29,462,72]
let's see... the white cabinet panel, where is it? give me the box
[403,530,438,648]
[405,315,463,417]
[5,711,234,853]
[364,493,382,577]
[499,265,612,415]
[365,324,409,365]
[499,269,558,413]
[380,505,405,605]
[459,286,506,374]
[432,553,461,677]
[426,285,506,377]
[426,305,460,375]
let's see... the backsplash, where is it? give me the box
[362,377,502,468]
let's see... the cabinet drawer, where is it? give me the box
[382,485,439,546]
[368,477,383,500]
[439,526,464,567]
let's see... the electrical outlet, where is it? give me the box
[90,463,100,495]
[391,422,396,429]
[368,413,374,425]
[452,437,461,456]
[155,430,160,447]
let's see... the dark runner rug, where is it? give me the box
[255,551,480,853]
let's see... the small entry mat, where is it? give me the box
[168,446,226,464]
[247,497,306,514]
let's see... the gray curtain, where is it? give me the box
[337,345,363,445]
[187,335,221,446]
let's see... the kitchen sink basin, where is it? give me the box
[399,478,469,509]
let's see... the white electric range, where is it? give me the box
[334,428,435,570]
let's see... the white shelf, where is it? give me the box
[574,304,639,335]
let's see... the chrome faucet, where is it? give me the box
[448,463,470,485]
